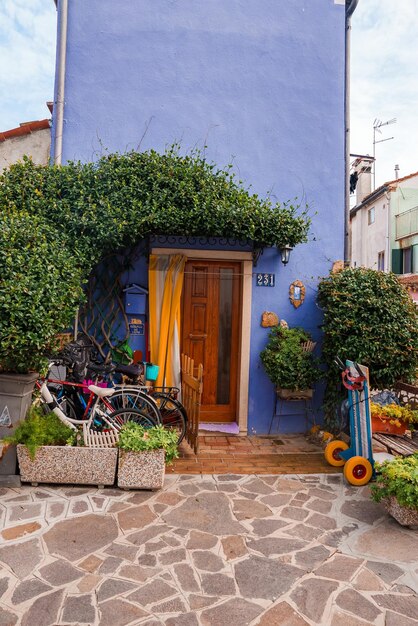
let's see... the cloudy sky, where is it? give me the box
[351,0,418,186]
[0,0,416,188]
[0,0,56,129]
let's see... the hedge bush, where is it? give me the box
[0,210,83,373]
[317,267,418,429]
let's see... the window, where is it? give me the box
[378,251,385,271]
[403,247,412,274]
[368,207,375,225]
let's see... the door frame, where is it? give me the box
[151,247,252,434]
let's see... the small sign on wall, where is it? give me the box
[129,318,145,336]
[256,273,275,287]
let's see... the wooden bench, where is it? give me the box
[372,432,418,457]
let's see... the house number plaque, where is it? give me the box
[256,273,275,287]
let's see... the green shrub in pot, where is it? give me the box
[371,454,418,510]
[260,326,322,392]
[2,404,76,460]
[117,422,179,464]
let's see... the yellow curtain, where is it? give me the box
[148,254,186,387]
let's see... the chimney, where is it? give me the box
[351,155,374,205]
[395,164,399,180]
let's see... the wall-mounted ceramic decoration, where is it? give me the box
[332,260,345,273]
[289,280,305,308]
[261,311,279,327]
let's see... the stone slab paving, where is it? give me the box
[0,475,417,625]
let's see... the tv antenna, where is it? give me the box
[373,117,396,189]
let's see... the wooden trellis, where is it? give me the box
[78,253,134,359]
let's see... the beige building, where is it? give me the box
[0,118,51,170]
[350,158,418,298]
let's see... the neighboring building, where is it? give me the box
[50,0,351,434]
[0,118,51,170]
[350,162,418,302]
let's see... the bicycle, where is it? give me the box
[46,341,162,427]
[98,363,188,444]
[37,361,158,446]
[52,335,187,444]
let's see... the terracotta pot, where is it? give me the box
[371,415,407,435]
[117,449,165,490]
[383,496,418,529]
[17,445,118,487]
[276,388,313,400]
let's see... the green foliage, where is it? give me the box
[371,454,418,510]
[0,150,311,372]
[0,210,84,373]
[117,422,179,464]
[260,326,322,391]
[3,404,76,460]
[317,268,418,429]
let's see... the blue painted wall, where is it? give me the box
[54,0,346,433]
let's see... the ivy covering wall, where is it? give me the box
[0,148,311,372]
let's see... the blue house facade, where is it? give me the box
[51,0,348,434]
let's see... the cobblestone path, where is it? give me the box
[0,474,417,625]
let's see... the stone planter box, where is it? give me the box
[117,449,165,490]
[383,496,418,529]
[17,445,118,487]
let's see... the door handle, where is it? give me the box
[189,334,207,339]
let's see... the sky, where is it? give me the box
[0,0,417,189]
[0,0,56,130]
[351,0,418,187]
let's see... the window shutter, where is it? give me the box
[391,249,402,274]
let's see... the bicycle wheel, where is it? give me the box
[152,393,187,444]
[106,407,158,430]
[107,389,161,424]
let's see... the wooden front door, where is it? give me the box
[182,260,241,422]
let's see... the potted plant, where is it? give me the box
[2,405,118,487]
[370,402,418,435]
[0,209,83,480]
[371,454,418,529]
[117,422,179,490]
[260,326,322,399]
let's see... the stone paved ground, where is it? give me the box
[0,474,417,625]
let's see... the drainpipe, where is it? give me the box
[385,190,391,272]
[53,0,77,336]
[53,0,68,166]
[344,0,359,264]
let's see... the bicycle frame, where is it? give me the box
[38,381,120,433]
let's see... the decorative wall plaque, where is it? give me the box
[289,280,305,308]
[331,260,345,274]
[261,311,279,327]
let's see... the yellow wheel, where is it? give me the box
[324,440,349,467]
[343,456,373,486]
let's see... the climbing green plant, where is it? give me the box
[0,210,84,373]
[317,267,418,430]
[0,148,311,372]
